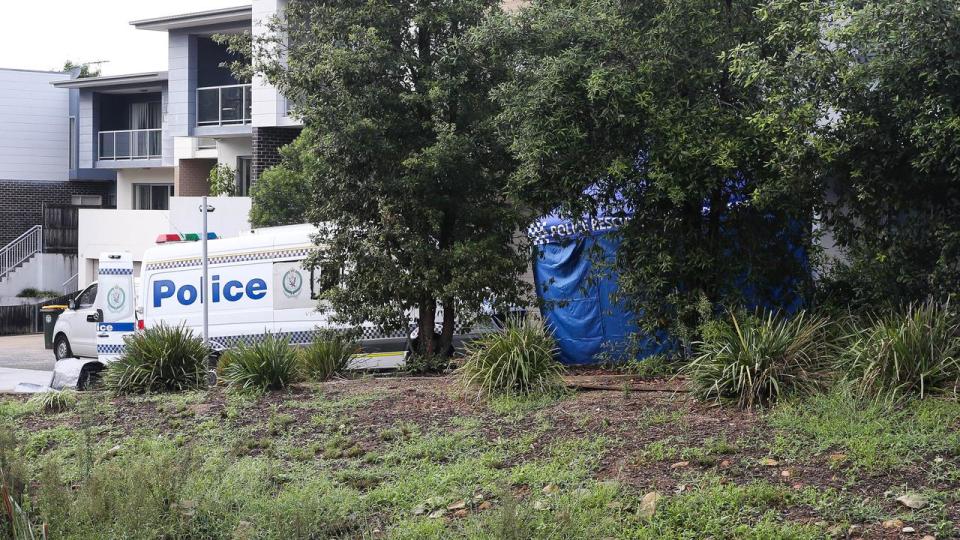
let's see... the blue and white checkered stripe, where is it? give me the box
[144,247,315,271]
[99,267,134,276]
[97,344,125,355]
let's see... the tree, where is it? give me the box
[485,0,819,342]
[732,0,960,308]
[61,61,100,78]
[256,0,528,357]
[249,133,314,227]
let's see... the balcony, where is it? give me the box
[197,84,252,127]
[98,129,162,160]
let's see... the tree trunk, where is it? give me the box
[418,298,436,357]
[438,298,456,357]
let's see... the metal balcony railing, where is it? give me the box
[197,84,252,127]
[99,129,162,160]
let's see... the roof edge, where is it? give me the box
[131,5,252,31]
[51,71,169,89]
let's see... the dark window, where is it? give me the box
[134,184,173,210]
[236,156,253,196]
[310,261,341,299]
[76,284,97,308]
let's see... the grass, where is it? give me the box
[103,323,209,394]
[768,383,960,470]
[220,334,300,392]
[840,300,960,400]
[458,317,565,398]
[686,310,833,408]
[299,333,358,381]
[2,373,958,538]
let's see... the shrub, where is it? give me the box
[458,317,565,398]
[300,332,358,381]
[28,390,78,414]
[685,310,833,409]
[840,300,960,400]
[103,324,209,394]
[221,335,300,392]
[208,163,237,196]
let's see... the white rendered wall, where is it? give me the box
[78,209,172,286]
[0,69,69,181]
[215,137,252,168]
[115,168,175,210]
[0,254,78,301]
[251,0,300,128]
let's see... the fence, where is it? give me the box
[0,291,79,336]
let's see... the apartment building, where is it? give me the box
[0,68,116,302]
[47,2,302,286]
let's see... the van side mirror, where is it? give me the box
[68,299,76,310]
[86,309,102,323]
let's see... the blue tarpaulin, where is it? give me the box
[529,203,669,364]
[529,193,807,365]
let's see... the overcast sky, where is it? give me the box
[0,1,247,75]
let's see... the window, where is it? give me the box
[236,156,253,196]
[197,138,217,150]
[310,261,341,299]
[134,184,174,210]
[76,283,97,309]
[71,195,102,206]
[68,117,77,169]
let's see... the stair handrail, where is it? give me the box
[0,225,43,282]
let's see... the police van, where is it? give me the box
[51,224,440,388]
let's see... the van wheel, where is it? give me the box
[54,335,73,361]
[77,364,104,391]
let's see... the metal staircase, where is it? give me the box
[0,226,42,283]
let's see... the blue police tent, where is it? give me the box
[528,190,807,365]
[529,205,668,365]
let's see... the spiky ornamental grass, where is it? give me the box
[300,332,359,381]
[458,317,565,398]
[103,324,209,394]
[221,334,300,392]
[841,300,960,401]
[686,310,833,409]
[28,390,78,414]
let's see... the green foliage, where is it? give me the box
[248,135,315,227]
[299,332,358,381]
[731,0,960,307]
[458,318,565,398]
[686,311,832,408]
[221,335,300,392]
[256,0,529,357]
[61,60,99,78]
[16,288,59,298]
[207,163,236,197]
[840,301,960,400]
[485,0,816,339]
[103,324,209,394]
[28,390,77,415]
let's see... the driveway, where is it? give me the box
[0,333,54,392]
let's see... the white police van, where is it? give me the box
[51,224,427,389]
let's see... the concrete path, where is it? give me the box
[0,334,54,393]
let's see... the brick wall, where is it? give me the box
[0,180,114,247]
[252,126,302,183]
[175,158,217,197]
